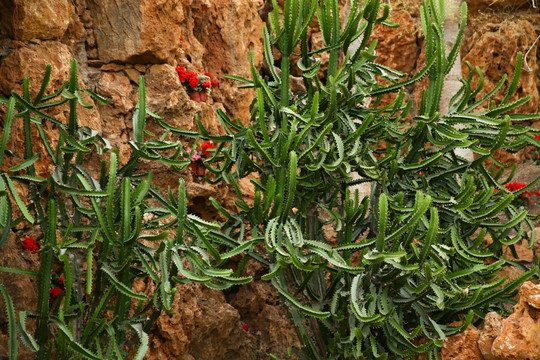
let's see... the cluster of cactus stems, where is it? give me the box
[0,0,539,359]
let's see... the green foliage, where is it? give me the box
[196,0,540,358]
[0,60,251,358]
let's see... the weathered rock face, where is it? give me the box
[437,282,540,360]
[86,0,183,64]
[3,0,74,41]
[440,323,484,360]
[490,281,540,360]
[462,18,540,115]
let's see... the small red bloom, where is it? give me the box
[211,80,219,87]
[242,324,249,332]
[176,66,187,82]
[536,191,540,196]
[188,75,199,89]
[494,189,499,193]
[204,73,212,78]
[202,81,211,89]
[21,237,39,254]
[49,287,62,301]
[537,156,540,160]
[418,171,424,175]
[505,182,527,192]
[534,135,540,140]
[58,277,64,283]
[201,141,214,156]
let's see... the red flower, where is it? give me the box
[187,73,200,88]
[202,81,211,89]
[176,66,188,82]
[494,189,499,193]
[204,73,212,78]
[504,182,527,192]
[211,80,219,87]
[536,191,540,196]
[537,156,540,160]
[242,324,249,332]
[49,287,62,301]
[534,135,540,140]
[58,277,64,283]
[201,141,214,156]
[21,237,39,254]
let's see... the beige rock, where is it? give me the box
[461,19,539,115]
[124,68,141,84]
[520,281,540,310]
[230,281,301,359]
[95,71,133,165]
[0,41,72,97]
[101,63,125,72]
[465,0,532,11]
[12,0,73,41]
[87,0,184,63]
[440,323,484,360]
[478,312,503,360]
[372,10,420,75]
[144,282,255,360]
[491,281,540,360]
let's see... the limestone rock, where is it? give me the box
[491,281,540,360]
[0,41,72,97]
[10,0,74,41]
[465,0,532,12]
[230,281,301,359]
[440,323,484,360]
[461,19,540,115]
[478,312,503,360]
[87,0,184,64]
[144,282,255,360]
[372,10,420,75]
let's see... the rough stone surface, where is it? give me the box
[465,0,532,12]
[491,281,540,360]
[478,312,503,360]
[141,282,255,360]
[461,18,540,116]
[86,0,184,64]
[230,280,302,359]
[440,323,484,360]
[12,0,74,41]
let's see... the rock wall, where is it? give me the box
[0,0,539,359]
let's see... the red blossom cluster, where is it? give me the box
[534,135,540,140]
[49,287,62,301]
[186,141,214,176]
[498,182,540,200]
[175,66,218,92]
[201,140,214,156]
[49,277,64,301]
[21,236,39,254]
